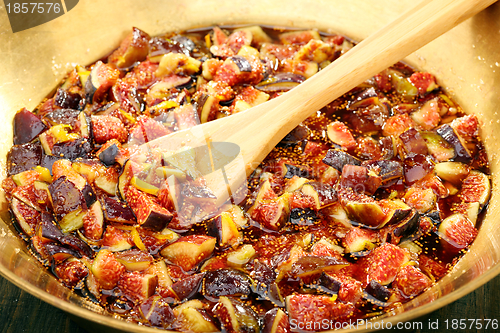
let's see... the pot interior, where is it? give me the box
[1,1,499,332]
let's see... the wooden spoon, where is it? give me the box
[139,0,496,207]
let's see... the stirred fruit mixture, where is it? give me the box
[2,25,491,331]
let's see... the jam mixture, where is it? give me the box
[2,25,491,331]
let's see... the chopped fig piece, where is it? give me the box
[319,166,339,186]
[235,26,271,46]
[286,294,354,330]
[262,308,290,333]
[117,159,143,201]
[340,164,382,195]
[421,131,455,162]
[283,164,310,179]
[365,279,392,303]
[7,142,43,176]
[155,53,201,77]
[39,212,91,257]
[434,162,470,186]
[54,88,82,110]
[227,56,252,72]
[118,271,158,303]
[326,121,356,149]
[379,199,412,226]
[82,200,104,240]
[173,300,219,333]
[408,72,437,95]
[382,114,415,137]
[52,159,86,189]
[363,243,409,285]
[209,212,242,248]
[45,243,82,261]
[451,114,479,140]
[94,167,119,196]
[101,195,136,224]
[214,296,259,333]
[43,108,80,127]
[51,138,93,161]
[138,295,175,328]
[227,245,256,266]
[419,254,449,280]
[125,186,173,231]
[279,30,320,45]
[11,197,41,236]
[101,225,133,252]
[403,187,436,214]
[232,86,269,113]
[115,248,154,271]
[412,173,448,198]
[355,136,383,160]
[403,154,434,185]
[202,269,252,298]
[410,99,441,130]
[310,238,344,257]
[180,184,217,204]
[393,265,432,298]
[255,73,305,92]
[174,103,201,130]
[147,260,173,290]
[399,128,428,156]
[338,188,386,228]
[250,197,289,231]
[128,115,170,145]
[436,124,472,163]
[54,258,88,288]
[343,227,377,253]
[108,27,151,68]
[338,189,410,229]
[160,235,216,271]
[150,36,192,58]
[438,213,478,254]
[199,95,219,123]
[91,249,126,289]
[381,208,420,242]
[171,273,204,301]
[48,176,85,219]
[58,208,86,233]
[361,160,403,183]
[13,108,47,145]
[214,53,264,85]
[318,273,363,304]
[12,167,51,186]
[459,170,490,206]
[85,61,120,103]
[91,115,128,144]
[290,256,348,278]
[226,205,248,228]
[390,70,418,101]
[452,201,481,226]
[131,176,159,196]
[78,111,91,138]
[250,180,277,206]
[322,149,361,172]
[349,88,379,109]
[39,124,79,155]
[300,182,337,210]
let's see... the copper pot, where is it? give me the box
[0,1,499,332]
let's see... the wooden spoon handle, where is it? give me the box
[224,0,497,174]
